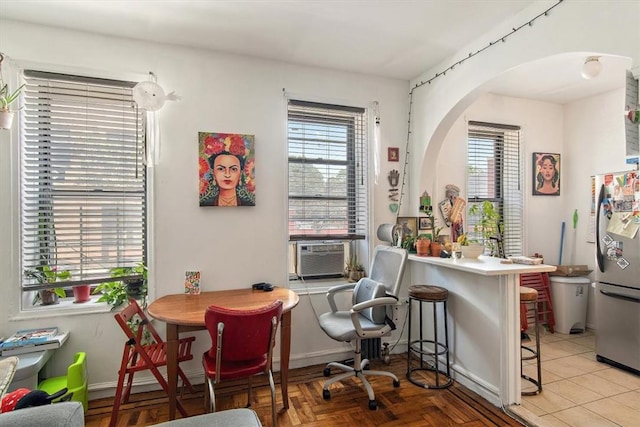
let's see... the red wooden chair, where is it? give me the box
[111,298,195,427]
[203,300,283,427]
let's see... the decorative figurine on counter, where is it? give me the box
[439,184,465,243]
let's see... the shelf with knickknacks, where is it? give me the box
[388,169,399,213]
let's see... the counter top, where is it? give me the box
[408,254,557,276]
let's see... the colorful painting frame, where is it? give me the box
[199,132,256,206]
[532,152,560,196]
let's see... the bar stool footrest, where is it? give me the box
[521,373,542,395]
[407,366,453,389]
[409,340,449,359]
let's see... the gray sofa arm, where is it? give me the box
[153,408,262,426]
[0,401,84,427]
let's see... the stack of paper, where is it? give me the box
[0,327,69,356]
[508,256,544,265]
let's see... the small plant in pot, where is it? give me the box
[72,284,91,304]
[24,265,71,306]
[345,254,365,282]
[456,233,484,259]
[0,56,25,130]
[415,234,431,256]
[429,226,445,257]
[401,234,417,253]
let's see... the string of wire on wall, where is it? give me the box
[395,0,565,216]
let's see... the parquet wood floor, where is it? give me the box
[85,354,523,426]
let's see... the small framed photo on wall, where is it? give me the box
[418,216,432,230]
[396,216,418,238]
[532,152,560,196]
[388,147,399,162]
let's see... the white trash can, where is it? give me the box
[549,276,590,334]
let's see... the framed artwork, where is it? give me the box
[532,152,560,196]
[388,147,399,162]
[199,132,256,206]
[418,216,432,230]
[397,216,418,238]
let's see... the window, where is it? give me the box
[287,100,368,241]
[467,121,523,256]
[20,70,146,300]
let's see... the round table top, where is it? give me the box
[147,287,299,327]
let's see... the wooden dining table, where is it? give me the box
[147,287,300,420]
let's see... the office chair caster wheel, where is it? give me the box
[393,380,400,387]
[323,367,331,377]
[323,389,331,400]
[368,400,377,410]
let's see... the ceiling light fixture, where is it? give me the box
[581,56,602,80]
[132,72,180,111]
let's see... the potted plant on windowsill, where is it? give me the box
[93,262,148,310]
[72,284,91,303]
[24,265,72,306]
[0,53,25,130]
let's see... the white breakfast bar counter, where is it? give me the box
[408,255,556,407]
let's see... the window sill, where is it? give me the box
[289,277,352,295]
[11,295,112,321]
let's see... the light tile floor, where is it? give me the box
[519,329,640,426]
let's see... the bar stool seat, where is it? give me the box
[520,286,542,395]
[406,285,453,389]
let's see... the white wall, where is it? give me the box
[564,87,629,327]
[0,19,409,395]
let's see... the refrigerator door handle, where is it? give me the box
[600,289,640,304]
[596,183,605,272]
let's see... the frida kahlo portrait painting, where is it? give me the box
[532,152,560,196]
[199,132,256,206]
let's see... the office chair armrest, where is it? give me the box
[326,283,357,312]
[350,297,399,337]
[351,296,398,313]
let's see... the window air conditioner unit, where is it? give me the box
[296,242,345,279]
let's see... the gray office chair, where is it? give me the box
[318,245,408,410]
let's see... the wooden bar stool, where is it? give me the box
[520,286,542,395]
[406,285,452,389]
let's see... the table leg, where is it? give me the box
[280,311,292,410]
[166,323,179,420]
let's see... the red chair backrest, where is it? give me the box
[205,300,283,362]
[114,298,163,345]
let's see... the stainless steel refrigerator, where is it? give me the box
[594,171,640,375]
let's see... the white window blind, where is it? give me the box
[467,121,523,256]
[21,70,146,290]
[287,100,368,240]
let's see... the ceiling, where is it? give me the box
[0,0,628,104]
